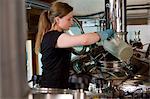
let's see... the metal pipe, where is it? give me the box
[105,0,110,29]
[124,0,128,42]
[25,0,49,10]
[105,0,127,41]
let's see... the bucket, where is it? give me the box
[102,36,133,61]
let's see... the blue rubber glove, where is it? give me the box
[98,29,115,41]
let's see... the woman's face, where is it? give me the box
[57,11,74,31]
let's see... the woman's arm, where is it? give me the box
[56,32,100,48]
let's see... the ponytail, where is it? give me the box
[35,10,51,54]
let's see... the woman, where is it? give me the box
[35,2,114,89]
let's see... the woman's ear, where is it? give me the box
[55,17,60,23]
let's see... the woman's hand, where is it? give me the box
[98,29,115,41]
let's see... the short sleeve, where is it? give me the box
[42,31,62,48]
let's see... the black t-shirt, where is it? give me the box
[40,30,71,88]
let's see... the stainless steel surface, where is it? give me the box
[29,88,86,99]
[109,0,126,32]
[29,88,109,99]
[107,0,127,41]
[32,88,73,94]
[30,88,73,99]
[32,94,73,99]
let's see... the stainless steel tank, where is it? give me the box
[28,88,87,99]
[29,88,73,99]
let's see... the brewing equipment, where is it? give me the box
[64,1,134,97]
